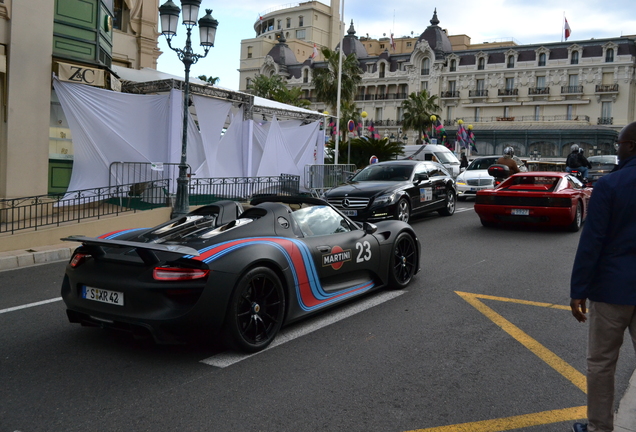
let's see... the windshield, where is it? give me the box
[588,156,617,165]
[435,152,459,164]
[467,157,499,170]
[351,164,414,182]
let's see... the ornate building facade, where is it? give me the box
[241,6,636,158]
[0,0,161,198]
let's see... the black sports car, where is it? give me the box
[322,160,456,223]
[61,196,420,352]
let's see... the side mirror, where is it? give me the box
[362,221,378,234]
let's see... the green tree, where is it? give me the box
[326,136,404,168]
[312,47,362,114]
[197,75,219,85]
[248,74,311,108]
[401,90,441,143]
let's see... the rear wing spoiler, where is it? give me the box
[62,235,199,265]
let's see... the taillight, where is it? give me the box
[153,267,209,281]
[70,253,90,268]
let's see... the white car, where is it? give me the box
[455,156,499,200]
[456,155,528,200]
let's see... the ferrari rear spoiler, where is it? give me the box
[62,235,199,265]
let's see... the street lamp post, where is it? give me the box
[159,0,218,218]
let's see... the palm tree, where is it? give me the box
[401,90,441,143]
[197,75,220,85]
[248,74,310,108]
[326,136,404,168]
[312,47,362,113]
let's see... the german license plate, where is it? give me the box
[511,209,529,216]
[341,209,357,216]
[82,286,124,306]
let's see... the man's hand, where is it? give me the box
[570,298,588,322]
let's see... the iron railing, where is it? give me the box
[469,89,488,97]
[498,88,519,96]
[455,115,591,123]
[597,117,613,125]
[0,174,302,235]
[305,164,357,195]
[561,85,583,94]
[0,179,170,235]
[528,87,550,95]
[595,84,618,92]
[441,91,460,98]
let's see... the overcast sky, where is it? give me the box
[156,0,636,90]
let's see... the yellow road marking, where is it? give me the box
[403,292,587,432]
[406,406,586,432]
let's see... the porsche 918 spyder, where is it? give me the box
[474,172,592,231]
[61,196,421,352]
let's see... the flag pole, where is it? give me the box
[561,12,564,42]
[334,0,345,165]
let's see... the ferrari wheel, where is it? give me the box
[438,189,456,216]
[394,198,410,223]
[225,267,285,353]
[568,202,583,232]
[388,232,418,289]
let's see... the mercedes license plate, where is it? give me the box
[82,286,124,306]
[511,209,529,216]
[341,209,357,216]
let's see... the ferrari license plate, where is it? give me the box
[341,209,357,216]
[82,286,124,306]
[511,209,530,216]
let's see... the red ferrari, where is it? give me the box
[474,171,593,231]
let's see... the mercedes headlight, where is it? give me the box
[374,193,397,206]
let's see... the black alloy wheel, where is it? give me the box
[388,232,418,289]
[225,267,285,353]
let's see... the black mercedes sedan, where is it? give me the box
[323,160,456,223]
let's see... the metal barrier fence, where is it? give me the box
[0,179,170,235]
[189,174,301,205]
[0,174,301,234]
[304,164,357,195]
[109,161,190,191]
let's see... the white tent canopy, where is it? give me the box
[53,72,325,194]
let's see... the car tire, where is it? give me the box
[388,232,418,289]
[394,198,410,223]
[480,218,496,228]
[438,188,456,216]
[458,195,466,202]
[568,202,583,232]
[224,266,285,353]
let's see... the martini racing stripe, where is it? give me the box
[187,237,376,312]
[98,228,148,240]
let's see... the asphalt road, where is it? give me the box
[1,202,633,432]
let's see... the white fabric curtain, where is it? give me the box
[191,95,232,177]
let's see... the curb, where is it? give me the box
[0,244,74,271]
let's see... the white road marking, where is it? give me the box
[455,207,474,213]
[0,297,63,315]
[201,290,405,368]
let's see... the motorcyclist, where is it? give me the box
[566,144,592,180]
[496,146,520,175]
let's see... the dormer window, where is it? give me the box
[605,48,614,62]
[421,58,430,75]
[478,57,485,70]
[538,53,546,66]
[507,55,515,68]
[450,59,456,72]
[571,50,579,64]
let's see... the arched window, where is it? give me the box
[605,48,614,63]
[379,63,386,78]
[303,69,309,83]
[421,58,430,75]
[571,51,579,64]
[478,57,485,70]
[507,55,514,68]
[450,59,456,72]
[538,53,546,66]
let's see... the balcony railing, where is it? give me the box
[454,115,590,124]
[528,87,550,95]
[420,68,430,76]
[469,89,488,97]
[363,119,403,127]
[441,91,459,98]
[498,88,518,96]
[561,85,583,94]
[595,84,618,93]
[597,117,613,125]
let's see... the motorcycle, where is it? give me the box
[568,168,591,186]
[487,164,511,187]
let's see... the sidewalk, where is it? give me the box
[1,243,635,431]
